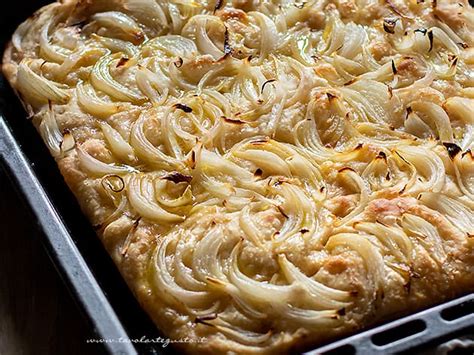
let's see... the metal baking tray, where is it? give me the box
[1,1,473,354]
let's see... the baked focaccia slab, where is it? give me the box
[3,0,474,353]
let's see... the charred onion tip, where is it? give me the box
[195,313,218,322]
[188,150,197,170]
[173,103,193,113]
[174,57,183,68]
[222,116,245,124]
[134,217,142,227]
[116,57,130,68]
[277,205,289,218]
[213,0,224,12]
[294,2,306,9]
[387,85,393,98]
[443,142,462,159]
[461,150,472,158]
[397,184,407,194]
[162,172,193,184]
[383,18,397,34]
[391,60,397,75]
[344,79,357,86]
[223,25,232,53]
[251,138,269,145]
[326,92,337,100]
[194,318,213,326]
[428,30,434,51]
[69,20,87,28]
[386,0,411,18]
[261,79,276,94]
[414,28,427,35]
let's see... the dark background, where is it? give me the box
[0,171,104,355]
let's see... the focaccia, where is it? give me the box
[3,0,474,353]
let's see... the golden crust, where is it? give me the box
[3,0,474,353]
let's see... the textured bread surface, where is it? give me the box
[3,0,474,353]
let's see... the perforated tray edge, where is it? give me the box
[308,293,474,354]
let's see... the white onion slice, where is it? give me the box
[16,59,70,105]
[76,145,135,176]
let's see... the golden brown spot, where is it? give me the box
[325,257,349,274]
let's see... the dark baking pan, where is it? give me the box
[0,1,473,354]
